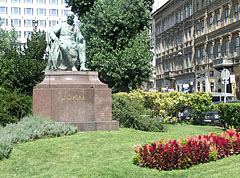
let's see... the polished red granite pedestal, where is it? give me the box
[33,71,119,131]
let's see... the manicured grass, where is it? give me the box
[0,125,239,178]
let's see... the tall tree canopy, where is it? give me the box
[67,0,154,92]
[0,24,47,95]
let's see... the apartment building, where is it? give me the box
[152,0,240,98]
[0,0,79,43]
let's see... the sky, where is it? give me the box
[152,0,169,13]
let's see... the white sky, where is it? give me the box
[152,0,169,13]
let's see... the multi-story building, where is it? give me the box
[152,0,240,98]
[0,0,79,43]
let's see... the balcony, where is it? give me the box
[213,58,233,70]
[163,71,175,79]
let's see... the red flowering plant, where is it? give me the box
[133,129,240,171]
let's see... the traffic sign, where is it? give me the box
[221,69,230,80]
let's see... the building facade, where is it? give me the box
[0,0,79,43]
[152,0,240,98]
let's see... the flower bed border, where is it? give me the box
[133,129,240,171]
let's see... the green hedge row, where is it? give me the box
[0,116,77,160]
[112,94,166,132]
[218,103,240,128]
[0,88,32,126]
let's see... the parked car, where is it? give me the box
[203,93,239,125]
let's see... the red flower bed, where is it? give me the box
[133,129,240,171]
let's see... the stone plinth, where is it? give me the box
[33,71,119,132]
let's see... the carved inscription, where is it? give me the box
[61,95,85,101]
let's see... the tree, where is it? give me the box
[67,0,154,92]
[0,24,47,95]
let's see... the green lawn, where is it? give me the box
[0,125,239,178]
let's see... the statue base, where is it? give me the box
[33,71,119,132]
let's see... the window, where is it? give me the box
[163,40,166,51]
[189,27,192,40]
[235,3,239,21]
[61,0,66,5]
[37,8,46,16]
[209,45,214,63]
[201,20,204,34]
[189,4,192,16]
[186,56,189,68]
[202,48,205,64]
[24,19,32,27]
[38,20,46,27]
[185,6,188,18]
[49,20,58,27]
[25,0,33,3]
[175,11,178,23]
[0,7,7,14]
[217,43,221,58]
[61,9,69,16]
[180,10,183,21]
[11,0,20,2]
[37,0,45,3]
[196,0,199,11]
[225,40,230,58]
[197,49,200,64]
[49,0,57,4]
[176,35,179,46]
[216,11,220,28]
[235,37,239,56]
[0,0,7,2]
[24,31,32,38]
[16,31,21,38]
[11,19,21,27]
[202,0,205,7]
[210,71,214,77]
[11,7,20,15]
[49,9,58,16]
[0,18,8,26]
[180,32,183,44]
[225,7,229,25]
[196,23,200,37]
[209,15,213,32]
[24,8,33,15]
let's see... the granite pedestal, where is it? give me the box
[33,71,119,131]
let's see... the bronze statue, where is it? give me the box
[45,12,87,71]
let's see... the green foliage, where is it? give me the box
[116,90,213,125]
[217,103,240,128]
[112,94,166,132]
[0,116,77,160]
[0,88,32,126]
[189,92,213,124]
[66,0,96,17]
[76,0,153,92]
[0,25,47,95]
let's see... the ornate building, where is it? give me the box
[152,0,240,98]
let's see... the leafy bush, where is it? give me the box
[112,94,166,132]
[115,90,213,124]
[133,129,240,171]
[0,26,47,95]
[0,88,32,126]
[218,103,240,128]
[0,116,77,160]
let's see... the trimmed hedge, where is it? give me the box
[218,103,240,128]
[133,129,240,171]
[112,94,166,132]
[0,88,32,126]
[0,116,77,160]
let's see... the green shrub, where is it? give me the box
[0,127,12,160]
[112,94,166,132]
[218,103,240,128]
[0,88,32,126]
[0,116,77,160]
